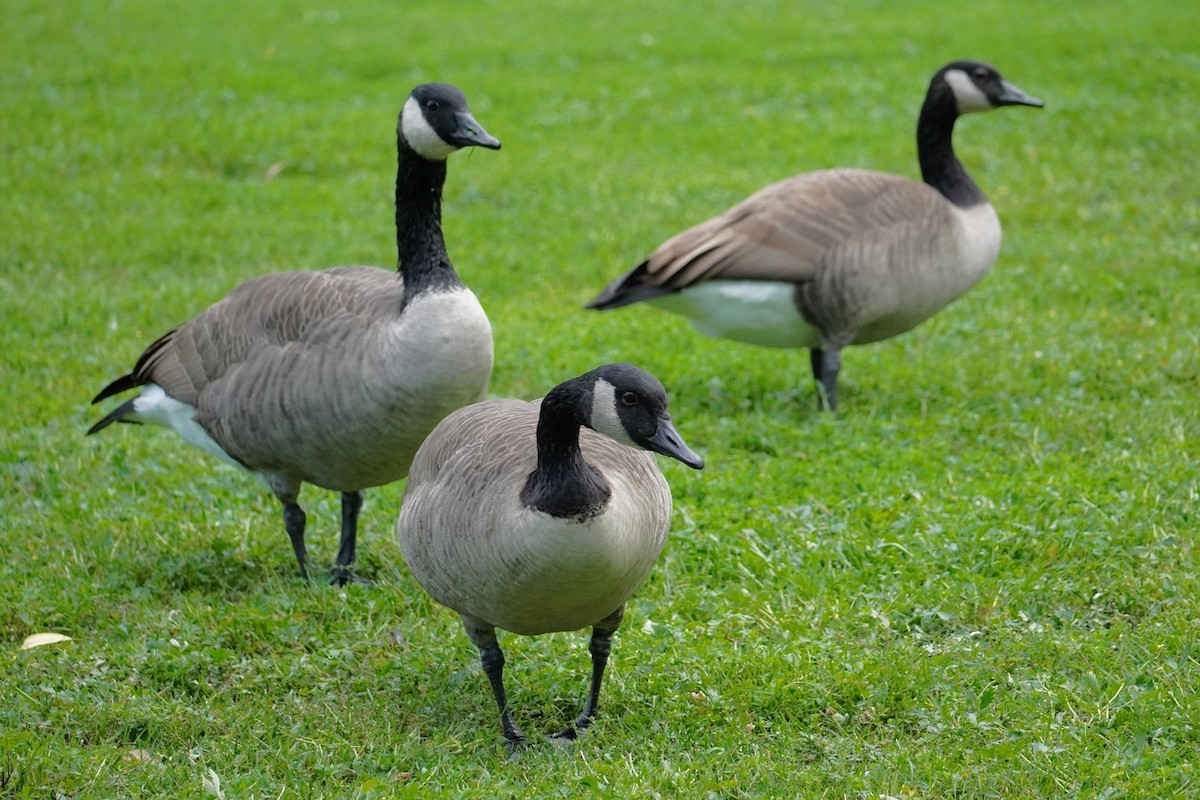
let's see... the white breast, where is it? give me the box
[950,202,1002,279]
[381,289,494,386]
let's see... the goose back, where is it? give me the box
[108,267,403,407]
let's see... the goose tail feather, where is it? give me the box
[86,398,139,436]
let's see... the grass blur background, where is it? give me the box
[2,0,1196,796]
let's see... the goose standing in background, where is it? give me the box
[587,61,1043,410]
[397,363,704,747]
[88,83,501,585]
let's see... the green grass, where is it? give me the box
[2,0,1197,796]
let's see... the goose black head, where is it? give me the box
[398,83,502,161]
[934,60,1044,116]
[585,363,704,470]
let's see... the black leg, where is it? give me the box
[553,605,625,742]
[810,347,841,411]
[282,501,309,581]
[331,490,365,587]
[810,347,825,384]
[463,618,527,748]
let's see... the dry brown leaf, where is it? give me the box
[124,749,160,765]
[21,633,72,650]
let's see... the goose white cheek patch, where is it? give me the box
[400,96,456,161]
[590,379,641,449]
[944,69,992,114]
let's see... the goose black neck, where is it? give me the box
[916,88,987,208]
[520,382,612,521]
[395,142,463,303]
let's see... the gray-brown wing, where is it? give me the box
[402,399,535,490]
[589,169,951,306]
[105,266,402,406]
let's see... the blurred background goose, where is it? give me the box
[397,363,704,747]
[587,60,1042,410]
[88,83,500,585]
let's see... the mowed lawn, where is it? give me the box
[1,0,1196,797]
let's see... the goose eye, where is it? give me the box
[620,391,638,407]
[973,67,988,80]
[425,100,440,112]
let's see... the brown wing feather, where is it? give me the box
[592,169,950,306]
[95,267,403,407]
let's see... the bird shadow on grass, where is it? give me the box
[99,536,381,598]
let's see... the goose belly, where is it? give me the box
[651,281,822,349]
[403,472,670,636]
[496,512,665,634]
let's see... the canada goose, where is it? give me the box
[87,83,501,585]
[397,363,704,747]
[587,61,1043,410]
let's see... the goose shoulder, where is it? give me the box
[402,398,533,488]
[403,398,666,518]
